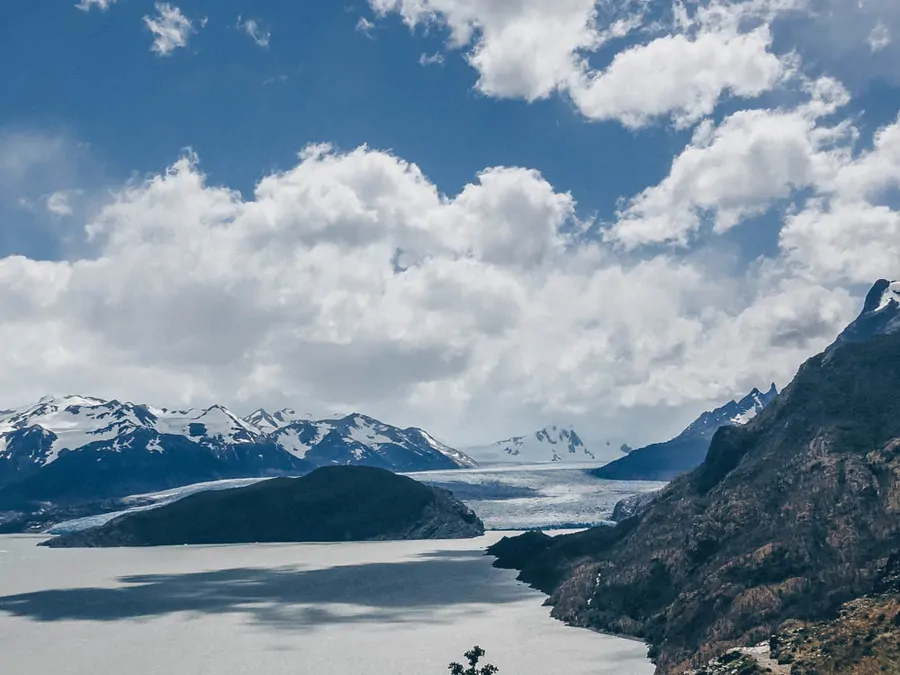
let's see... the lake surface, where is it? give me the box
[0,533,653,675]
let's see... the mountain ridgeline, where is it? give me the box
[593,384,778,481]
[490,279,900,674]
[43,466,485,547]
[463,425,620,465]
[0,399,475,509]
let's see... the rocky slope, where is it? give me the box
[44,466,485,547]
[489,279,900,674]
[593,385,778,481]
[0,398,474,509]
[693,555,900,674]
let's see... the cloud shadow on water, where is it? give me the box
[0,548,527,630]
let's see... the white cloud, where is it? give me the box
[568,25,783,128]
[779,114,900,284]
[144,3,195,56]
[607,78,853,248]
[356,16,376,36]
[45,191,80,217]
[419,52,444,66]
[369,0,617,101]
[0,140,872,445]
[868,21,891,52]
[780,200,900,284]
[75,0,117,11]
[369,0,795,127]
[370,0,900,125]
[238,16,271,48]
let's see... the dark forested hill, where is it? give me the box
[45,466,485,547]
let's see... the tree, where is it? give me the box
[448,646,499,675]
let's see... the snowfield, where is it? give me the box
[0,534,653,675]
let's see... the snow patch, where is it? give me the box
[876,281,900,311]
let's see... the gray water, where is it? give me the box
[0,533,653,675]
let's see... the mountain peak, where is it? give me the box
[833,278,900,347]
[594,383,780,481]
[35,394,108,409]
[864,278,900,313]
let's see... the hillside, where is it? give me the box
[490,280,900,673]
[44,466,485,547]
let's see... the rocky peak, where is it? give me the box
[832,278,900,347]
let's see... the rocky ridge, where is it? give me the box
[593,384,778,481]
[490,279,900,674]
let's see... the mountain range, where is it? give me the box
[0,397,475,508]
[592,383,778,481]
[489,278,900,674]
[463,425,623,465]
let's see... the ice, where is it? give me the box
[49,463,666,535]
[47,477,269,535]
[409,463,665,530]
[0,533,653,675]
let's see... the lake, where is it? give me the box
[0,533,653,675]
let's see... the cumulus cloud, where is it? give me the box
[9,2,900,445]
[0,137,873,445]
[144,3,195,56]
[608,77,853,248]
[238,16,271,48]
[569,25,784,128]
[370,0,900,125]
[369,0,796,127]
[779,114,900,284]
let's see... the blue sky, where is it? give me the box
[1,0,900,446]
[1,2,687,255]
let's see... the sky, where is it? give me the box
[1,0,899,447]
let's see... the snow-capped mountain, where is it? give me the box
[464,425,619,465]
[0,396,475,507]
[679,383,779,440]
[593,384,779,481]
[244,407,343,434]
[265,412,477,471]
[832,279,900,346]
